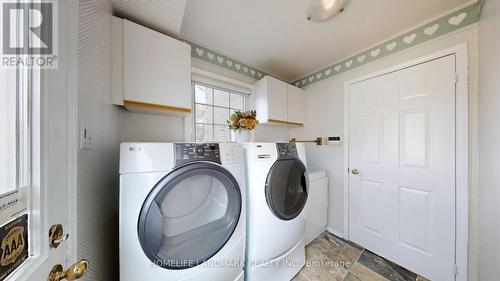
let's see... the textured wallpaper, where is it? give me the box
[78,1,121,280]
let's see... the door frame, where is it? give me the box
[65,0,79,266]
[6,1,79,280]
[343,44,469,281]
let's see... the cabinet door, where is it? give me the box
[287,85,305,124]
[123,19,191,109]
[267,77,287,121]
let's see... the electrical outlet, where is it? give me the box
[79,123,92,150]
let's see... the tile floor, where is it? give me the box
[293,232,430,281]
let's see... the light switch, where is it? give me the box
[327,136,342,146]
[80,122,93,150]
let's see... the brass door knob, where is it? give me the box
[352,169,359,175]
[49,224,69,248]
[48,260,89,281]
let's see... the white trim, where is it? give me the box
[454,44,469,281]
[343,44,469,281]
[5,63,47,281]
[343,80,350,239]
[326,226,344,239]
[192,67,254,95]
[65,0,79,264]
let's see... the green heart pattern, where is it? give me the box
[188,42,265,80]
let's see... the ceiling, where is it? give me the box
[112,0,472,82]
[112,0,187,36]
[179,0,471,81]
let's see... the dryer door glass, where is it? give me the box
[265,158,308,220]
[138,162,242,269]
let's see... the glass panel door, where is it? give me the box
[265,159,308,220]
[138,162,242,269]
[0,57,30,279]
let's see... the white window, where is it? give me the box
[0,65,34,274]
[194,83,246,142]
[0,67,30,197]
[0,69,18,194]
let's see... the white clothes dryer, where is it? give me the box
[242,142,308,281]
[119,143,245,281]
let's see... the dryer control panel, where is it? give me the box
[276,143,298,159]
[174,143,221,167]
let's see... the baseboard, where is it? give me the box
[326,226,344,239]
[306,229,325,245]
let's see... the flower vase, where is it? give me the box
[235,129,251,142]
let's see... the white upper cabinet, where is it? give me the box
[266,76,288,121]
[112,17,192,115]
[287,84,305,125]
[254,76,304,126]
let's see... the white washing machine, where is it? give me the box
[119,142,246,281]
[242,142,308,281]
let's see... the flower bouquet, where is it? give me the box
[227,110,259,142]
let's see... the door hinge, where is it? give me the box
[454,74,459,84]
[453,264,458,276]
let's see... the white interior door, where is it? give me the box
[0,1,83,280]
[348,55,456,280]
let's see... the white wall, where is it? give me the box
[254,125,290,142]
[290,25,480,280]
[118,106,290,143]
[289,81,344,229]
[478,0,500,279]
[119,111,185,142]
[78,1,121,279]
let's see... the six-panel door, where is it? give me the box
[348,55,456,281]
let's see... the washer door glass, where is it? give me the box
[138,162,242,269]
[265,158,308,220]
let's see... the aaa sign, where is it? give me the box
[0,214,28,280]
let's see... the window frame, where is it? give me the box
[16,65,31,192]
[192,82,247,143]
[0,35,38,281]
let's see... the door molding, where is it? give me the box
[66,0,80,265]
[343,44,469,281]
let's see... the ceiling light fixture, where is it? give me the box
[307,0,346,22]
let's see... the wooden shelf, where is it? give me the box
[267,119,304,127]
[123,100,191,116]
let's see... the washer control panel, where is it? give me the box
[276,143,298,159]
[175,143,221,167]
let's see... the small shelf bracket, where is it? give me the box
[289,137,323,146]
